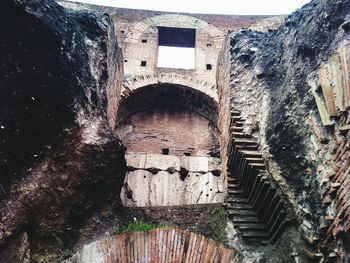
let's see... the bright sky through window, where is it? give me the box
[157,26,196,69]
[157,47,195,69]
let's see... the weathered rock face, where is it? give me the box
[0,0,125,261]
[218,0,350,260]
[4,0,350,261]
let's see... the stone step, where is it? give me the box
[227,209,257,216]
[227,203,252,210]
[230,110,241,116]
[227,177,238,182]
[225,139,287,245]
[236,144,259,150]
[231,216,260,224]
[246,157,264,164]
[249,163,266,169]
[231,116,242,121]
[226,198,250,204]
[240,150,262,158]
[241,231,270,240]
[234,138,257,145]
[231,126,244,132]
[227,183,240,189]
[232,132,251,138]
[236,223,266,231]
[228,189,245,195]
[234,121,245,127]
[244,238,270,245]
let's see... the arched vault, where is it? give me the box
[117,83,218,127]
[122,73,218,102]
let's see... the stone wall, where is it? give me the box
[58,0,277,92]
[0,0,126,261]
[121,153,223,206]
[217,0,350,260]
[117,13,224,83]
[5,0,350,261]
[116,107,219,156]
[216,30,232,186]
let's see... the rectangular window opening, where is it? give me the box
[142,39,147,43]
[206,64,212,70]
[162,148,169,155]
[157,26,196,69]
[141,61,147,67]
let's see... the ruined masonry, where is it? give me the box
[1,0,350,262]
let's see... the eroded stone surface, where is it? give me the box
[121,153,223,206]
[216,0,350,260]
[3,0,350,261]
[0,0,125,261]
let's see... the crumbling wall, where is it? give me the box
[121,153,223,206]
[117,107,219,156]
[218,0,350,260]
[0,0,126,261]
[116,81,222,208]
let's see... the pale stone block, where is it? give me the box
[180,156,209,172]
[121,170,152,207]
[125,153,147,168]
[208,157,221,171]
[121,169,225,207]
[144,154,180,171]
[184,172,224,204]
[126,153,181,171]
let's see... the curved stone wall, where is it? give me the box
[116,83,218,127]
[122,73,218,102]
[64,229,241,263]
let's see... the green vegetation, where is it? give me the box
[115,204,228,245]
[116,221,170,234]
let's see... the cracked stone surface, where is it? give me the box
[121,153,223,207]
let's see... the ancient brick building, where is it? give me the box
[1,0,350,262]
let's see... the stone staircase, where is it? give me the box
[64,228,243,263]
[225,110,289,244]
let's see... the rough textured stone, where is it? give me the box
[121,153,223,207]
[0,0,125,261]
[217,0,350,260]
[3,0,350,261]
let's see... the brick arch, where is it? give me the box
[122,73,218,102]
[64,228,239,262]
[125,14,224,48]
[117,83,218,129]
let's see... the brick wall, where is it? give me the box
[115,14,224,84]
[116,106,219,157]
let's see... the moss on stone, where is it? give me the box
[115,220,171,234]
